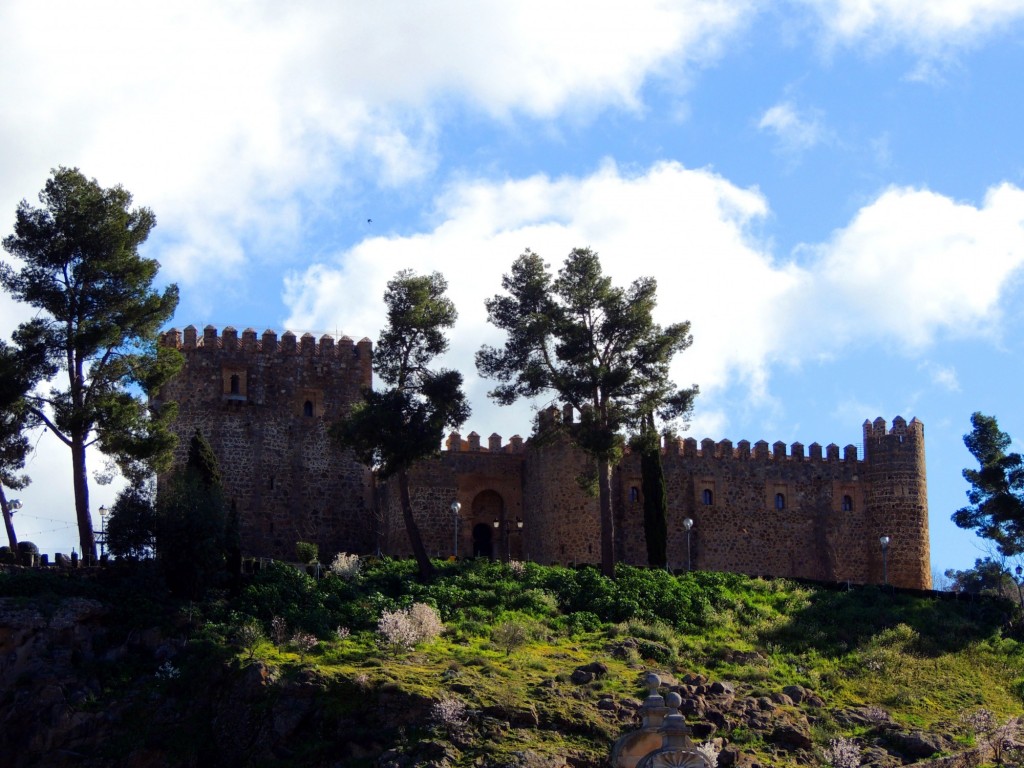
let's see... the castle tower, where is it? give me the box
[863,417,931,589]
[157,326,374,561]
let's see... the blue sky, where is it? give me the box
[3,1,1024,579]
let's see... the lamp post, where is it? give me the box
[880,535,890,586]
[683,518,693,572]
[450,501,461,558]
[493,518,501,561]
[98,505,109,558]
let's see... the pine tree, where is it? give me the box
[0,168,181,558]
[333,270,470,580]
[478,248,696,577]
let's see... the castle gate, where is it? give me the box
[471,490,503,559]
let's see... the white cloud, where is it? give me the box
[919,361,961,392]
[0,0,755,291]
[758,101,826,152]
[802,183,1024,349]
[284,164,1024,447]
[797,0,1024,55]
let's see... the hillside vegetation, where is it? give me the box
[1,558,1022,768]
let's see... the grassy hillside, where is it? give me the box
[1,558,1022,767]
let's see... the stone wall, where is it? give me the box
[400,412,930,589]
[159,327,930,588]
[157,325,374,561]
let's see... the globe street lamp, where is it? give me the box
[450,501,461,558]
[880,535,891,586]
[683,518,694,572]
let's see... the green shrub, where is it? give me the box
[295,541,319,564]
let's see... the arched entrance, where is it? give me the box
[471,489,504,560]
[472,523,494,558]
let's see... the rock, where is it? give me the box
[570,669,594,684]
[888,730,952,760]
[579,661,609,678]
[709,681,734,696]
[680,696,706,718]
[486,750,568,768]
[691,721,718,740]
[781,685,807,703]
[597,698,617,711]
[768,723,814,751]
[860,745,903,768]
[770,692,794,706]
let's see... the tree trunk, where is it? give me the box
[0,487,17,550]
[71,435,96,560]
[598,455,615,578]
[398,468,434,581]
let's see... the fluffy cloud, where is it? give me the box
[0,0,754,287]
[796,0,1024,54]
[284,164,1024,443]
[758,101,827,152]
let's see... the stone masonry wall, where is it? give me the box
[159,327,930,588]
[158,325,374,561]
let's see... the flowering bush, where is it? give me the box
[291,631,319,660]
[377,603,444,651]
[335,625,351,640]
[431,695,467,728]
[696,741,720,768]
[823,737,860,768]
[271,616,288,646]
[408,603,444,641]
[960,708,1020,765]
[235,619,264,660]
[330,552,362,580]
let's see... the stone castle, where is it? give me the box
[158,325,932,589]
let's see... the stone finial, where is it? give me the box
[281,330,297,353]
[300,332,315,355]
[222,326,238,351]
[809,442,822,460]
[164,328,182,348]
[844,444,858,462]
[488,433,502,451]
[791,441,804,459]
[468,432,481,451]
[772,441,787,459]
[447,432,462,451]
[184,325,198,348]
[319,334,334,354]
[262,329,278,351]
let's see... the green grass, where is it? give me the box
[2,559,1022,767]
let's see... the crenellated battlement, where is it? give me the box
[445,430,526,454]
[162,324,373,359]
[862,415,923,441]
[668,435,860,462]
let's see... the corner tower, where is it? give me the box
[863,416,931,589]
[157,325,374,561]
